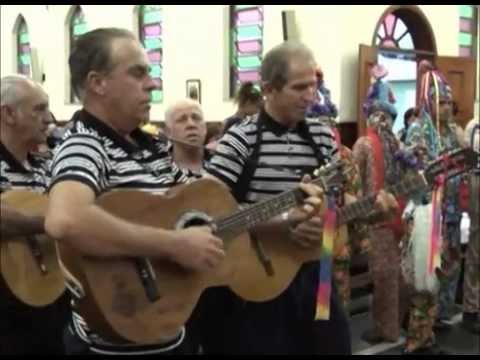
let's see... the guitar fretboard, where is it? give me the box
[336,172,427,225]
[214,188,303,240]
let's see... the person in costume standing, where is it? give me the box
[353,64,412,344]
[400,59,463,355]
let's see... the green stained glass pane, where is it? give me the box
[20,54,31,65]
[237,55,261,68]
[151,90,162,103]
[144,37,162,50]
[144,10,162,24]
[236,25,262,40]
[19,32,29,44]
[459,32,472,46]
[149,65,162,78]
[459,5,473,19]
[235,5,257,10]
[145,5,161,12]
[73,23,88,36]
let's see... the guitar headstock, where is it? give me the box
[424,147,478,186]
[312,161,346,192]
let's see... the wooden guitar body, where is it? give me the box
[0,190,65,307]
[57,179,251,344]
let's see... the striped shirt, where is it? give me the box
[49,110,190,355]
[0,142,51,194]
[206,109,340,203]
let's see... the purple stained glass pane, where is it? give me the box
[384,14,396,36]
[152,78,162,88]
[144,24,161,37]
[237,40,261,53]
[382,39,397,48]
[148,51,162,63]
[21,44,31,53]
[236,8,262,26]
[459,18,472,32]
[459,46,471,57]
[237,71,260,82]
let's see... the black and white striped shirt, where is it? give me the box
[206,110,340,203]
[0,142,51,194]
[49,110,190,355]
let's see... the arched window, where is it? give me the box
[69,6,88,103]
[16,16,32,77]
[375,13,414,50]
[229,5,264,97]
[458,5,478,58]
[139,5,163,103]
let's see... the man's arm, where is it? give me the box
[0,202,44,239]
[45,180,225,272]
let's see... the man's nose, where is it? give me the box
[44,111,54,125]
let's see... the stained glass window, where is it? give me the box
[375,13,414,50]
[230,5,264,97]
[69,6,88,103]
[16,16,32,77]
[139,5,163,103]
[458,5,478,58]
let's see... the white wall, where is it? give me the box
[1,5,476,124]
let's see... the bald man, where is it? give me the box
[164,99,208,176]
[0,75,69,354]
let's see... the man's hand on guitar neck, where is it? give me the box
[0,203,45,240]
[284,174,325,249]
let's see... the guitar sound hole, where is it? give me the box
[182,218,209,228]
[175,211,213,230]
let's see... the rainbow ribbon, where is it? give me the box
[315,195,336,320]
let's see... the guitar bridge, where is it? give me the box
[134,258,160,302]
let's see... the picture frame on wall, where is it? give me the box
[186,79,201,104]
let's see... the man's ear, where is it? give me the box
[0,105,17,126]
[86,71,107,96]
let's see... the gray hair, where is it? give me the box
[1,74,35,107]
[69,27,135,101]
[261,41,316,90]
[164,99,203,127]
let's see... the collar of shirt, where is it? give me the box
[258,108,309,137]
[78,109,158,156]
[0,141,38,173]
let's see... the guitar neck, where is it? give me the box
[214,187,306,240]
[336,172,427,225]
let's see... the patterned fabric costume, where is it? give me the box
[401,60,460,353]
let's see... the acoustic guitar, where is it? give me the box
[227,147,477,302]
[56,162,345,344]
[0,190,66,306]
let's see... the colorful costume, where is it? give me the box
[353,69,411,342]
[401,60,458,354]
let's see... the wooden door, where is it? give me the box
[436,56,476,128]
[356,44,378,137]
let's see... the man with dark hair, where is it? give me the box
[0,74,69,354]
[44,28,227,355]
[199,41,398,355]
